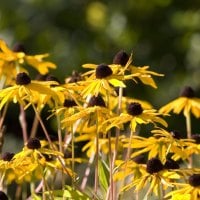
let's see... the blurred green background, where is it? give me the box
[1,0,200,140]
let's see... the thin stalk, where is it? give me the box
[185,112,192,167]
[119,130,134,199]
[94,111,99,196]
[71,124,75,188]
[55,102,63,153]
[112,87,123,199]
[81,152,95,190]
[107,131,114,200]
[31,103,71,177]
[19,105,28,143]
[30,113,40,138]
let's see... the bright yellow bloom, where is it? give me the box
[80,63,126,98]
[122,158,179,197]
[159,86,200,118]
[165,174,200,200]
[61,95,114,132]
[102,102,167,132]
[0,72,60,110]
[122,129,193,163]
[0,39,56,86]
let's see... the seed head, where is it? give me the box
[180,86,195,98]
[88,95,106,107]
[16,72,31,85]
[113,50,129,66]
[189,174,200,187]
[2,152,15,161]
[95,64,112,79]
[27,138,41,149]
[127,102,143,116]
[146,158,163,174]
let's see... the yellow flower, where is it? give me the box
[122,129,192,163]
[103,102,167,132]
[61,95,114,132]
[165,174,200,200]
[80,63,126,98]
[0,72,60,110]
[159,86,200,118]
[0,39,56,85]
[11,138,65,182]
[122,158,178,197]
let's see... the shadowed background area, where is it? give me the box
[1,0,200,141]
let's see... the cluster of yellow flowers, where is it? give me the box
[0,39,200,199]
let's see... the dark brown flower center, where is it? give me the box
[66,71,82,83]
[146,158,163,174]
[88,95,106,107]
[0,191,8,200]
[189,174,200,187]
[27,138,41,149]
[16,72,31,85]
[2,152,15,161]
[180,86,195,98]
[63,99,77,107]
[13,43,26,53]
[164,158,179,169]
[113,50,129,66]
[95,64,112,79]
[170,130,182,139]
[191,134,200,144]
[45,75,60,84]
[127,102,143,116]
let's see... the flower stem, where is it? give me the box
[185,112,192,167]
[30,113,40,138]
[19,105,28,143]
[108,131,114,200]
[94,110,99,197]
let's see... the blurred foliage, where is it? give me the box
[1,0,200,131]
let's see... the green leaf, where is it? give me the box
[98,159,109,194]
[44,185,91,200]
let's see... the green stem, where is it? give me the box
[119,130,134,199]
[30,113,40,138]
[71,124,75,188]
[108,131,114,200]
[112,87,123,199]
[185,113,192,167]
[19,105,28,143]
[94,110,99,197]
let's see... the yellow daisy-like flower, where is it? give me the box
[165,174,200,200]
[122,157,179,197]
[0,39,56,85]
[159,86,200,118]
[0,72,60,110]
[0,138,64,184]
[80,63,126,98]
[12,138,65,182]
[102,102,167,132]
[122,128,193,163]
[61,95,114,132]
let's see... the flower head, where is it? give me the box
[103,102,167,132]
[0,39,56,86]
[159,86,200,118]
